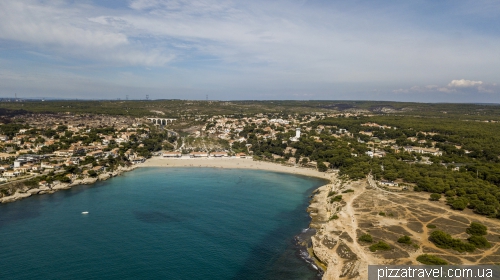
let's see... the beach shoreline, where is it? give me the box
[140,156,335,180]
[1,156,334,203]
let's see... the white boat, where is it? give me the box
[81,211,89,214]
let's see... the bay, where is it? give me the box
[0,167,326,280]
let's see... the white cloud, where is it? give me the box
[438,87,456,93]
[394,79,497,95]
[0,1,172,66]
[448,79,483,88]
[129,0,164,10]
[117,1,500,85]
[0,0,500,100]
[393,88,409,94]
[0,2,128,48]
[129,0,232,14]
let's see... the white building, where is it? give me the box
[290,128,301,142]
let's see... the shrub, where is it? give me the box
[342,189,354,193]
[24,179,38,187]
[427,224,437,229]
[59,176,71,183]
[467,235,491,249]
[328,191,337,197]
[88,170,98,178]
[397,235,412,244]
[358,234,373,243]
[379,212,386,216]
[429,230,454,248]
[430,193,442,201]
[317,161,328,172]
[475,204,496,216]
[445,190,455,197]
[451,199,468,210]
[331,195,342,203]
[416,254,448,265]
[369,241,391,252]
[466,222,487,236]
[330,214,339,220]
[429,230,475,252]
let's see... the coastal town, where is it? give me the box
[0,110,452,203]
[0,105,477,208]
[1,102,500,279]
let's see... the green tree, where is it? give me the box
[430,193,442,201]
[397,235,412,244]
[445,190,455,197]
[317,161,328,172]
[467,236,491,248]
[56,125,68,132]
[450,199,468,210]
[369,241,391,252]
[416,254,448,265]
[429,230,475,252]
[59,176,71,183]
[466,222,487,236]
[88,170,98,178]
[358,234,373,243]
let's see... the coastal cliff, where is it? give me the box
[308,178,371,280]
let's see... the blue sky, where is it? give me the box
[0,0,499,102]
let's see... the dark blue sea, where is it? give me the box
[0,168,326,279]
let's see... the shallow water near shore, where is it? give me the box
[0,167,326,279]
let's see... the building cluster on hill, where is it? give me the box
[0,114,152,186]
[0,111,462,194]
[184,115,447,172]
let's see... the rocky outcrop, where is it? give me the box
[52,183,71,190]
[0,164,140,204]
[27,188,41,195]
[73,177,98,185]
[308,178,370,280]
[0,191,32,203]
[98,173,111,181]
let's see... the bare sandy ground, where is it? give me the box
[307,174,500,280]
[141,156,335,181]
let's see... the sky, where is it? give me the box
[0,0,499,102]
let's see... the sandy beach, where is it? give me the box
[141,156,336,181]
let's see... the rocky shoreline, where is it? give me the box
[0,165,138,204]
[306,183,336,277]
[306,177,368,280]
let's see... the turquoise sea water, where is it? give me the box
[0,168,326,280]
